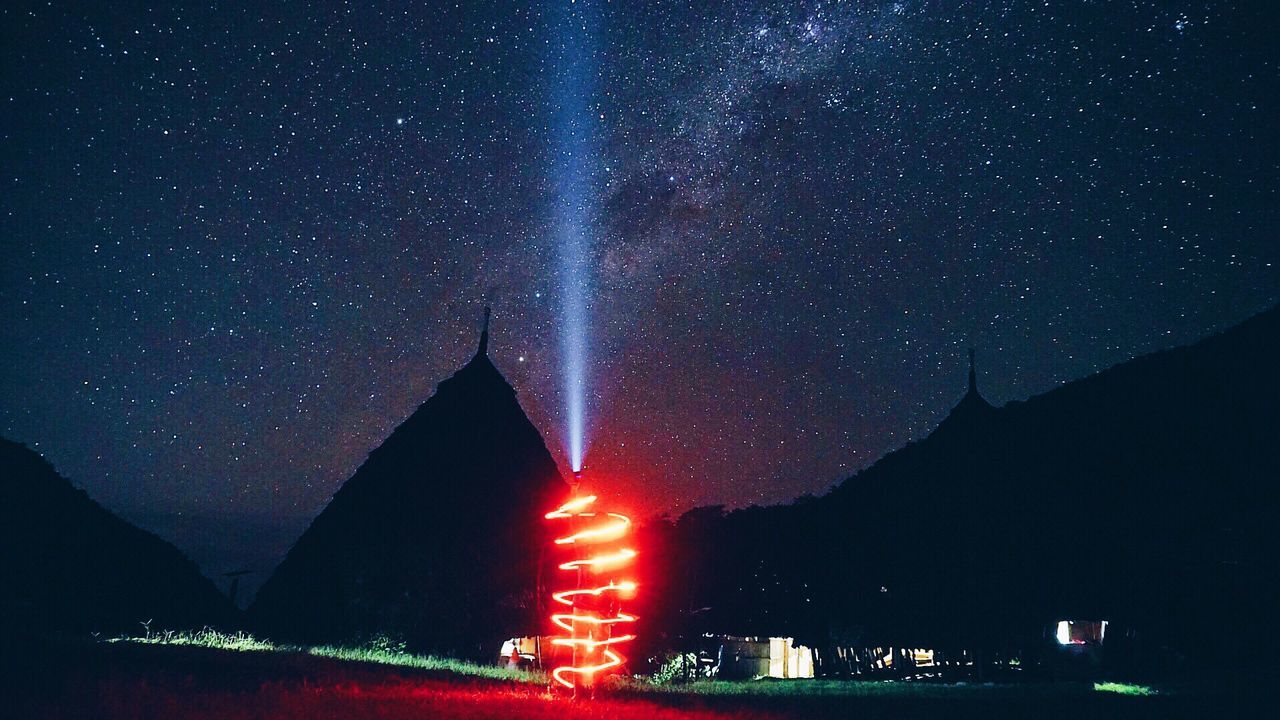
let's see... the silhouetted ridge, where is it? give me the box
[0,438,236,637]
[249,316,567,657]
[652,305,1279,666]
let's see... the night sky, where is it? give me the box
[2,1,1276,590]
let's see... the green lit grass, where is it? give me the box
[110,629,544,684]
[1094,682,1157,696]
[306,644,542,683]
[111,628,275,652]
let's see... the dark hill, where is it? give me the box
[658,305,1279,665]
[248,315,567,658]
[0,438,236,637]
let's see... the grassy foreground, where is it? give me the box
[3,631,1268,719]
[115,629,540,683]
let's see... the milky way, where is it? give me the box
[1,1,1276,588]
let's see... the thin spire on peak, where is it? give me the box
[478,306,491,356]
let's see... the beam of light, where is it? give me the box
[545,494,637,692]
[550,610,638,633]
[551,513,631,546]
[557,548,637,573]
[551,649,626,689]
[544,494,598,518]
[550,0,601,473]
[545,494,634,545]
[551,580,638,606]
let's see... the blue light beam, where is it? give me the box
[551,1,601,473]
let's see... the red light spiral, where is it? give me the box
[544,494,637,691]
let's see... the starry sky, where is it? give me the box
[1,1,1276,593]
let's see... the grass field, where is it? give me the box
[3,632,1269,719]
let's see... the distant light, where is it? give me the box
[396,118,404,125]
[1057,619,1107,645]
[518,356,526,362]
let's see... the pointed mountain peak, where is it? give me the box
[938,347,993,430]
[450,306,509,395]
[250,311,567,654]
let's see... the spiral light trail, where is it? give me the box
[545,494,637,692]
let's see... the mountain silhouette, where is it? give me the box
[249,311,567,657]
[0,438,236,638]
[654,305,1279,665]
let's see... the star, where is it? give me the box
[0,0,1273,593]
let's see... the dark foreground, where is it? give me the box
[4,640,1272,720]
